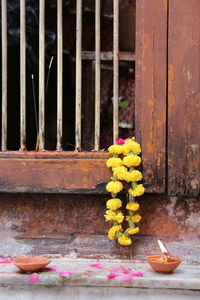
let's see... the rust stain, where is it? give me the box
[163,0,167,11]
[156,120,162,128]
[148,98,154,107]
[168,64,175,115]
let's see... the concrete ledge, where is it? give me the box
[0,259,199,300]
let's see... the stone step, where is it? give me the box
[0,259,199,300]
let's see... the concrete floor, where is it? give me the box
[0,258,199,299]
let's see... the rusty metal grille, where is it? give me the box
[1,0,135,151]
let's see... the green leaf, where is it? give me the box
[119,101,129,108]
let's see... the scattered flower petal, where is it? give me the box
[44,267,56,272]
[29,273,40,284]
[59,272,73,278]
[109,268,120,273]
[131,272,143,277]
[84,270,93,273]
[89,264,104,269]
[120,274,134,281]
[119,266,132,274]
[107,273,119,279]
[0,257,13,263]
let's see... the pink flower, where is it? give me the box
[0,257,13,263]
[28,273,40,284]
[89,264,104,269]
[131,272,143,277]
[59,272,73,278]
[120,274,134,281]
[107,273,119,279]
[116,138,125,145]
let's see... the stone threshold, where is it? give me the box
[0,258,199,300]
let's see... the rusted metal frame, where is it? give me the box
[94,0,101,151]
[20,0,26,150]
[82,51,135,61]
[39,0,45,150]
[75,0,82,150]
[135,0,167,193]
[57,0,63,150]
[168,0,200,196]
[1,0,7,151]
[113,0,119,143]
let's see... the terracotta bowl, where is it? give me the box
[13,256,51,273]
[147,255,181,273]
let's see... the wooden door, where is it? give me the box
[168,0,200,196]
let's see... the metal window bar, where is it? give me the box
[39,0,45,150]
[1,0,7,151]
[75,0,82,151]
[20,0,26,150]
[94,0,101,151]
[113,0,119,144]
[57,0,63,151]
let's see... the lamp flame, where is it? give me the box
[157,239,168,262]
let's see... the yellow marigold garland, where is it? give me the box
[105,137,145,246]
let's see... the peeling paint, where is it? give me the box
[183,65,192,80]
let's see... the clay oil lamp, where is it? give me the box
[13,256,51,273]
[147,239,181,273]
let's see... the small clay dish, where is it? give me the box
[147,255,181,273]
[13,256,51,273]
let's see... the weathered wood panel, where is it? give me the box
[168,0,200,196]
[135,0,167,193]
[0,152,111,193]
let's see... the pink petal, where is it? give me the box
[0,257,13,263]
[59,272,73,278]
[29,273,40,284]
[131,272,143,277]
[109,268,120,273]
[84,270,93,273]
[89,264,104,269]
[116,138,125,145]
[44,267,56,272]
[107,273,119,279]
[120,274,134,281]
[119,266,132,274]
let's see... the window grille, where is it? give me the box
[1,0,136,151]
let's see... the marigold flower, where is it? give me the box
[108,145,124,155]
[128,227,140,235]
[123,139,141,156]
[106,198,122,210]
[126,202,140,211]
[108,225,122,240]
[132,214,142,223]
[126,215,141,223]
[126,170,142,182]
[113,166,128,181]
[106,157,123,168]
[118,234,132,246]
[115,211,124,224]
[106,181,123,194]
[123,155,141,167]
[128,184,145,197]
[104,210,116,221]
